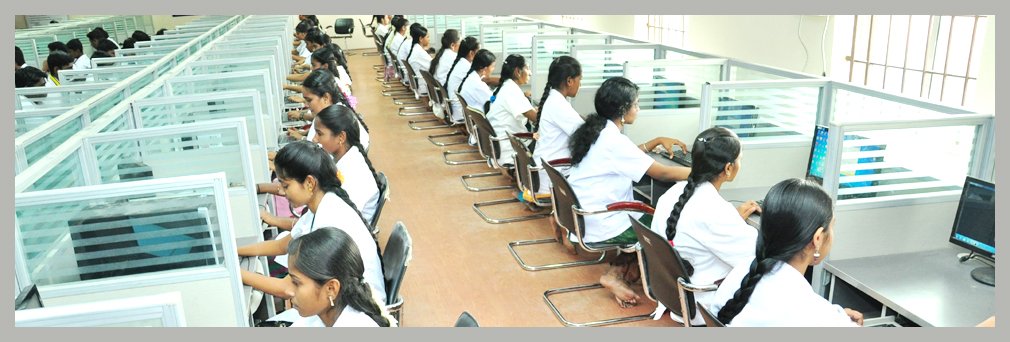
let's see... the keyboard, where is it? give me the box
[869,323,898,327]
[671,149,692,166]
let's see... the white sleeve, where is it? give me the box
[609,136,655,183]
[503,86,534,122]
[703,207,759,268]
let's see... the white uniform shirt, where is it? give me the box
[531,89,584,194]
[650,181,757,317]
[407,44,432,95]
[566,120,655,243]
[446,59,471,123]
[375,23,390,39]
[485,79,533,166]
[336,146,379,224]
[337,65,353,89]
[288,305,382,327]
[296,39,308,56]
[305,103,368,151]
[277,192,386,302]
[434,50,457,87]
[395,35,411,62]
[72,53,92,70]
[709,260,858,327]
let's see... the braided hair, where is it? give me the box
[535,55,582,127]
[458,49,495,94]
[430,29,460,74]
[444,36,479,91]
[405,23,427,61]
[716,178,833,324]
[288,227,392,327]
[484,54,526,113]
[664,127,741,241]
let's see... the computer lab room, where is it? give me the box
[13,14,996,328]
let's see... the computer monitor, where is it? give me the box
[805,125,829,185]
[948,176,995,286]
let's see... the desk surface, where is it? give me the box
[823,246,995,327]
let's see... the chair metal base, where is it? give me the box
[461,171,512,192]
[408,119,452,130]
[363,52,380,56]
[473,197,552,224]
[386,296,403,324]
[443,149,485,165]
[398,110,434,116]
[508,239,607,271]
[544,283,653,327]
[428,130,467,146]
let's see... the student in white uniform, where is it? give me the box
[565,76,691,308]
[67,39,91,70]
[387,17,408,53]
[238,140,385,303]
[86,27,120,51]
[284,227,395,327]
[431,29,460,87]
[405,23,432,96]
[291,20,314,66]
[709,178,863,327]
[44,52,74,87]
[456,49,496,115]
[313,104,381,224]
[16,46,26,70]
[291,28,329,76]
[484,54,537,167]
[443,36,480,123]
[648,127,760,325]
[529,55,583,198]
[395,20,414,63]
[281,69,369,160]
[372,15,391,39]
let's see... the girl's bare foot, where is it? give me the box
[600,266,640,308]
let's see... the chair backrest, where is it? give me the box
[359,18,374,38]
[456,94,477,137]
[418,69,446,120]
[542,161,584,239]
[369,172,390,230]
[382,221,412,306]
[333,18,354,34]
[630,217,698,320]
[509,134,538,194]
[453,311,480,327]
[697,302,725,327]
[402,61,423,98]
[468,108,501,162]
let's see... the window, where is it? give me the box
[639,15,687,48]
[834,15,988,108]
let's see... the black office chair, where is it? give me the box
[471,133,551,224]
[459,108,522,193]
[697,302,725,327]
[383,221,412,323]
[408,69,454,131]
[630,217,718,327]
[540,162,655,327]
[398,62,435,117]
[368,172,390,235]
[440,95,484,166]
[329,18,355,56]
[453,311,480,327]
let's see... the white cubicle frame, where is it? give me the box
[16,292,188,327]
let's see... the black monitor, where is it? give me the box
[948,176,995,286]
[805,125,829,185]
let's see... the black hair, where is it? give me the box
[663,127,742,241]
[122,38,136,49]
[46,51,74,78]
[535,56,582,127]
[299,15,319,28]
[321,43,352,83]
[458,49,495,94]
[405,23,427,62]
[305,28,330,47]
[96,39,118,53]
[91,50,113,59]
[568,77,640,165]
[132,30,151,42]
[47,41,68,53]
[303,69,368,133]
[315,105,380,190]
[16,66,46,88]
[287,227,390,327]
[87,27,109,41]
[484,54,527,113]
[16,46,26,66]
[156,28,167,35]
[391,17,408,33]
[66,39,83,53]
[429,29,459,74]
[444,36,479,90]
[273,140,368,229]
[295,20,313,34]
[717,178,834,324]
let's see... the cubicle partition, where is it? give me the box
[480,22,571,71]
[529,34,612,100]
[571,44,692,115]
[16,292,188,327]
[164,70,279,147]
[59,65,148,85]
[14,173,249,326]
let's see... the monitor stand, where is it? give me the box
[970,266,995,287]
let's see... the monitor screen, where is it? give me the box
[949,176,995,259]
[806,125,829,185]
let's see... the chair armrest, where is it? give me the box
[677,277,718,293]
[606,201,656,215]
[546,158,572,167]
[512,132,534,139]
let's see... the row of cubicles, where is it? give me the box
[14,15,297,327]
[408,15,995,322]
[15,15,156,69]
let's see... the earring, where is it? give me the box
[329,296,335,307]
[620,116,626,124]
[813,249,821,260]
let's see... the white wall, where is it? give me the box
[976,15,996,114]
[316,15,379,51]
[685,15,833,77]
[523,15,637,38]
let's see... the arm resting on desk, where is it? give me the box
[238,234,291,257]
[242,269,292,299]
[645,161,690,183]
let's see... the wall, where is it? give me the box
[150,15,201,32]
[523,15,637,38]
[976,15,996,114]
[315,15,380,51]
[685,15,833,77]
